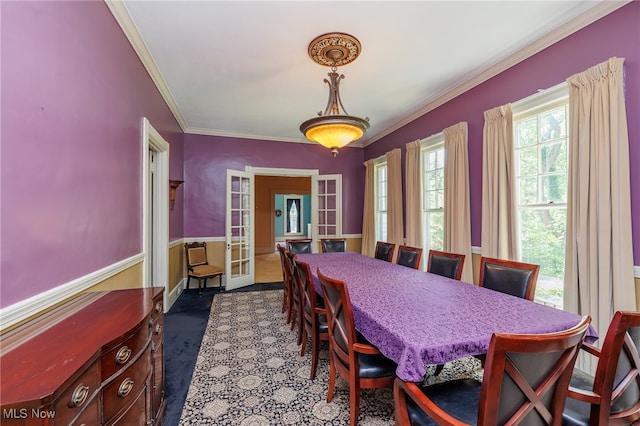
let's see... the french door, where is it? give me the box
[225,170,254,290]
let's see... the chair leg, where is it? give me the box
[281,286,288,313]
[300,326,307,356]
[186,277,191,290]
[296,311,304,346]
[286,282,294,324]
[309,332,320,380]
[327,356,336,402]
[218,274,223,290]
[349,378,361,426]
[434,364,444,376]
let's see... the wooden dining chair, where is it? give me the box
[277,244,296,324]
[426,249,465,280]
[374,241,395,262]
[394,315,592,426]
[320,238,347,253]
[285,251,303,343]
[286,238,313,254]
[184,242,223,293]
[318,269,398,426]
[276,244,290,316]
[563,311,640,426]
[295,259,329,380]
[396,245,423,269]
[479,256,540,301]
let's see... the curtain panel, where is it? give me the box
[480,103,518,260]
[386,148,404,246]
[443,122,474,283]
[361,159,376,257]
[564,57,636,343]
[405,140,422,249]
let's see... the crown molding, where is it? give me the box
[104,0,188,131]
[363,0,631,147]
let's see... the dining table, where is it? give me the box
[296,252,598,382]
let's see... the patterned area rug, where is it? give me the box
[180,290,483,425]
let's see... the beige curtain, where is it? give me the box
[405,140,422,248]
[361,159,376,257]
[386,148,404,246]
[443,122,473,283]
[481,103,518,260]
[564,57,636,343]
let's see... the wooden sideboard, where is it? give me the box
[0,287,166,425]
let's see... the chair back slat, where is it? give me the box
[593,311,640,424]
[321,238,346,253]
[479,257,540,301]
[318,270,357,369]
[427,250,465,280]
[374,241,396,262]
[479,316,591,425]
[287,238,312,254]
[396,245,423,269]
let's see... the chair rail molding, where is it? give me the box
[0,254,144,331]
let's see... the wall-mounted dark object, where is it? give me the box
[169,180,183,211]
[275,209,282,217]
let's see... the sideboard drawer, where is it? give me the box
[107,385,148,426]
[151,296,163,322]
[53,361,99,425]
[102,346,151,423]
[101,323,150,381]
[69,398,99,426]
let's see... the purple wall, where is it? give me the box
[1,1,183,307]
[365,1,640,265]
[183,134,365,237]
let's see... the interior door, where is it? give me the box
[225,170,254,290]
[312,174,342,246]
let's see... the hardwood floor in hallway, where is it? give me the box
[255,252,283,283]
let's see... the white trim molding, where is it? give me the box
[105,1,188,131]
[0,254,144,331]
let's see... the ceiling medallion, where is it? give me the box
[300,33,369,157]
[308,32,362,67]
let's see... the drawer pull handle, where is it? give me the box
[70,384,89,407]
[154,324,162,335]
[155,301,163,313]
[117,378,134,397]
[115,346,132,364]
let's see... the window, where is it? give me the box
[514,90,569,308]
[374,160,388,242]
[284,195,303,235]
[422,139,445,251]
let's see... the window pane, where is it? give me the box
[426,211,443,250]
[518,146,538,177]
[541,141,566,173]
[540,107,566,142]
[516,118,538,148]
[541,174,567,203]
[519,176,538,204]
[519,207,566,307]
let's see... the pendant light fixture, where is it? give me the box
[300,33,370,157]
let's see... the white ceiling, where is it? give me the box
[112,1,624,147]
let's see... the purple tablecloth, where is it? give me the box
[297,252,597,382]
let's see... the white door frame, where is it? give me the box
[142,118,169,307]
[246,167,319,247]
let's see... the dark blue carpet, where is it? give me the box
[163,282,283,425]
